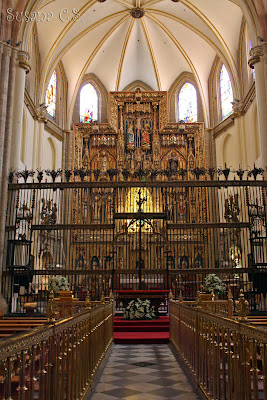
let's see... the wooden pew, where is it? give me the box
[0,317,46,339]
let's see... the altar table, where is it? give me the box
[114,290,169,314]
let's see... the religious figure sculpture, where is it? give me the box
[168,151,179,173]
[99,151,108,181]
[142,124,151,150]
[99,151,108,172]
[126,123,135,150]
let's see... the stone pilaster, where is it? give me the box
[10,51,30,170]
[248,43,267,168]
[62,130,73,172]
[0,46,17,277]
[0,43,12,193]
[33,107,47,169]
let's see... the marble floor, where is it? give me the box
[89,344,200,400]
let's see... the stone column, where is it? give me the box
[248,43,267,167]
[231,102,246,168]
[32,107,47,170]
[0,42,3,77]
[0,46,17,275]
[0,42,12,194]
[9,51,30,170]
[33,108,47,170]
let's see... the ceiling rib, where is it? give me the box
[146,12,209,126]
[140,18,162,91]
[41,11,129,98]
[68,14,130,127]
[180,0,240,96]
[115,19,135,91]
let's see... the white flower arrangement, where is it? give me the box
[48,275,70,294]
[204,274,226,295]
[123,298,156,320]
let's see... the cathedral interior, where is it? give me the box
[0,0,266,399]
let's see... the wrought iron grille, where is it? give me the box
[3,179,267,313]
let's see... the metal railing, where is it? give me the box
[169,300,267,400]
[3,178,267,313]
[0,301,113,400]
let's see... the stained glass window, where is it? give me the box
[45,71,56,118]
[178,83,197,122]
[220,65,233,119]
[80,83,98,123]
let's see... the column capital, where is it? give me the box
[248,43,266,68]
[36,106,48,123]
[16,50,31,74]
[1,42,12,57]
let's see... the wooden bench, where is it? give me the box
[0,317,46,339]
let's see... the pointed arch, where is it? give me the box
[178,83,197,122]
[72,73,108,126]
[122,81,154,92]
[47,138,57,170]
[80,83,98,123]
[45,70,57,119]
[220,65,234,120]
[168,72,204,123]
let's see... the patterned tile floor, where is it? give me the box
[89,344,200,400]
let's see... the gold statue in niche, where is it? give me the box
[142,124,151,150]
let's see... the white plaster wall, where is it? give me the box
[18,106,35,170]
[41,129,62,171]
[215,98,261,171]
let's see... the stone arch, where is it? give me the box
[90,147,117,170]
[208,56,238,126]
[160,147,187,171]
[72,73,108,126]
[168,72,204,123]
[47,137,57,170]
[122,81,154,92]
[222,134,234,167]
[44,61,68,129]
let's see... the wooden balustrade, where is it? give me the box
[0,301,113,400]
[169,300,267,400]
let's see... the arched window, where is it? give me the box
[178,83,197,122]
[220,65,233,119]
[80,83,98,123]
[45,71,57,118]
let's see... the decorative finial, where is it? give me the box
[179,291,183,303]
[85,292,92,310]
[45,291,57,322]
[109,290,114,302]
[235,289,249,321]
[100,292,105,304]
[196,291,202,308]
[168,289,173,301]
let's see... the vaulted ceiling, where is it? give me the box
[27,0,246,126]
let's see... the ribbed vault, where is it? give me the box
[16,0,263,127]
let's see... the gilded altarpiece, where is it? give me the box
[71,90,207,276]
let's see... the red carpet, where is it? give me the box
[113,316,169,344]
